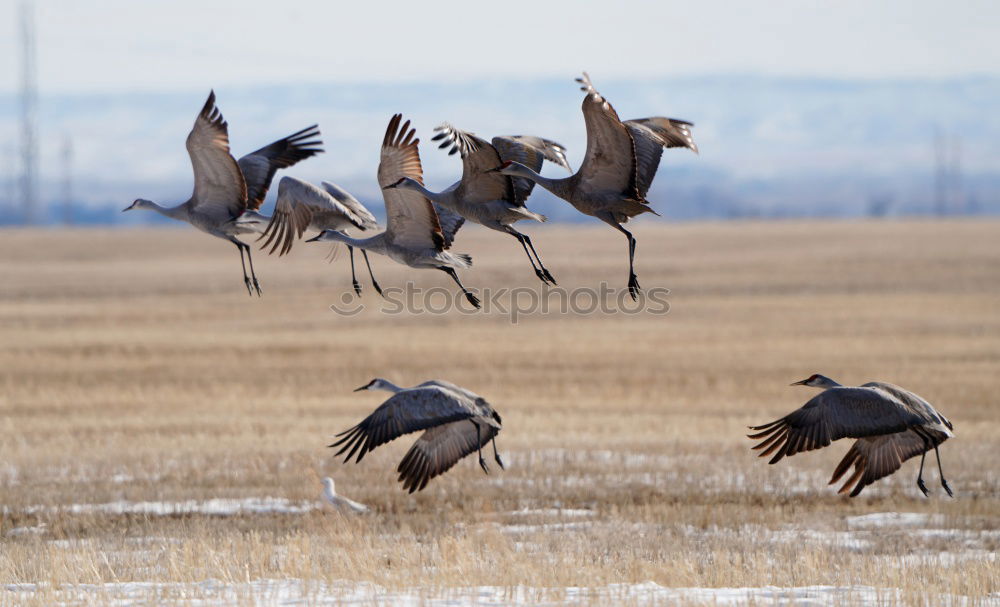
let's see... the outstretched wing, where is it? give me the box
[378,114,449,251]
[494,135,571,171]
[573,72,639,200]
[185,91,248,221]
[237,125,323,211]
[329,386,478,465]
[433,123,514,205]
[396,417,499,493]
[492,135,571,205]
[626,117,697,153]
[322,181,378,230]
[258,176,369,256]
[623,118,697,199]
[829,430,946,497]
[747,387,928,465]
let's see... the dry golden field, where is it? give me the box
[1,220,998,605]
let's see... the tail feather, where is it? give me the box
[518,208,547,223]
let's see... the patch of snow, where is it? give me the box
[877,551,998,568]
[505,508,595,518]
[54,497,320,516]
[5,524,47,537]
[910,528,1000,545]
[5,579,998,606]
[846,512,945,529]
[500,521,594,534]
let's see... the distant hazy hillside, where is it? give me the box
[0,76,996,224]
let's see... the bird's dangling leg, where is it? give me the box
[934,445,953,497]
[440,267,481,309]
[347,246,362,296]
[361,250,384,297]
[491,437,505,470]
[625,229,640,300]
[522,232,557,285]
[507,227,551,286]
[235,241,253,296]
[243,243,262,296]
[600,212,640,300]
[473,421,488,474]
[916,438,930,497]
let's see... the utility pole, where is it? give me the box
[62,136,73,225]
[933,128,947,216]
[19,0,39,225]
[949,136,963,215]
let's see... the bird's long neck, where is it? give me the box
[377,379,406,394]
[333,231,384,251]
[512,164,562,195]
[147,201,188,221]
[406,181,449,205]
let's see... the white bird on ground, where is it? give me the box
[253,176,381,295]
[748,374,955,497]
[321,477,370,514]
[491,72,698,299]
[124,91,323,295]
[331,378,504,493]
[384,123,570,285]
[307,114,479,308]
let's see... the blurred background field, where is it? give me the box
[1,221,998,604]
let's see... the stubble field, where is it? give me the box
[1,220,998,605]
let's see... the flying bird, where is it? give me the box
[330,378,504,493]
[384,123,570,285]
[491,72,697,299]
[124,91,322,295]
[308,115,479,308]
[748,374,955,497]
[254,176,381,295]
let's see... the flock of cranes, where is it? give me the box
[125,73,955,501]
[126,72,698,304]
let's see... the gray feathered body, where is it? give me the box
[749,379,954,496]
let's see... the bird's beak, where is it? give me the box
[382,183,398,190]
[484,166,503,174]
[122,204,133,212]
[790,379,809,386]
[352,384,368,392]
[306,233,324,243]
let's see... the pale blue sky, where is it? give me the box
[2,0,999,94]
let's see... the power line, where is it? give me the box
[19,0,39,225]
[933,127,946,216]
[3,145,15,220]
